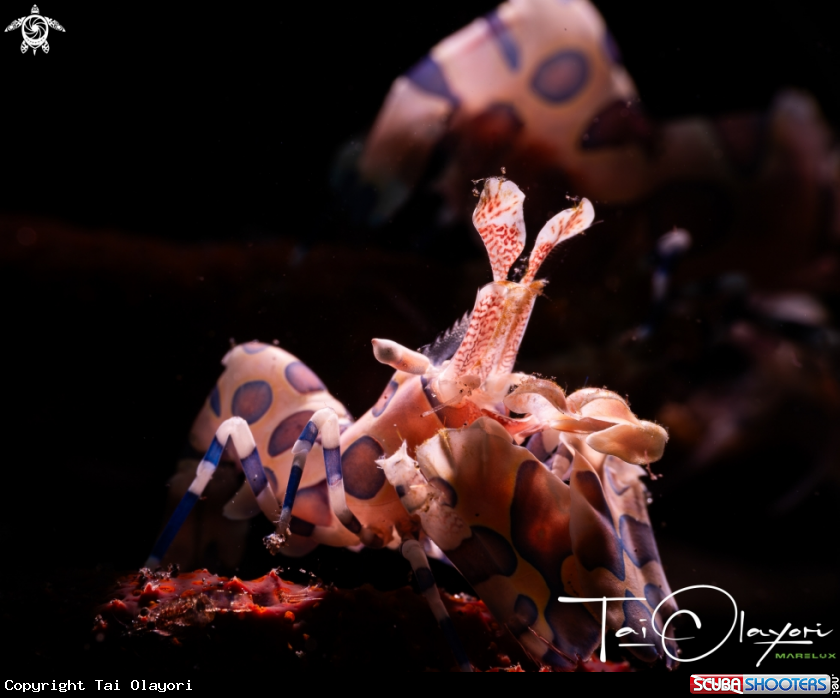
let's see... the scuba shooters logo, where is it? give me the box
[556,585,834,667]
[689,675,836,694]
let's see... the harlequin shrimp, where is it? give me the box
[345,0,838,258]
[147,177,677,671]
[344,0,646,224]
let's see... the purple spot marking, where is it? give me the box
[544,595,601,668]
[485,9,519,70]
[606,465,632,496]
[241,342,268,354]
[298,481,329,507]
[507,594,538,636]
[541,648,577,670]
[268,410,315,457]
[574,470,615,528]
[551,442,574,481]
[444,525,517,585]
[289,516,315,537]
[621,592,661,663]
[510,460,572,594]
[405,55,459,106]
[525,432,551,463]
[341,436,386,500]
[295,481,332,527]
[231,380,272,424]
[573,470,625,580]
[371,380,398,418]
[429,477,457,507]
[604,29,623,64]
[644,582,680,666]
[285,361,326,394]
[619,515,660,568]
[645,582,679,623]
[209,385,221,417]
[531,50,588,104]
[644,583,667,611]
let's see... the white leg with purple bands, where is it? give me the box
[401,538,472,672]
[265,408,384,554]
[145,417,277,568]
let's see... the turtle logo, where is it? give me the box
[5,5,64,55]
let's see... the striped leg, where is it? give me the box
[265,407,384,552]
[637,228,692,339]
[401,538,473,672]
[145,417,279,568]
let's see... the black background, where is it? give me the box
[1,0,837,679]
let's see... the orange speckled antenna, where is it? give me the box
[442,178,594,393]
[472,177,526,282]
[522,198,595,283]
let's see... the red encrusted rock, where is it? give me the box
[98,567,632,672]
